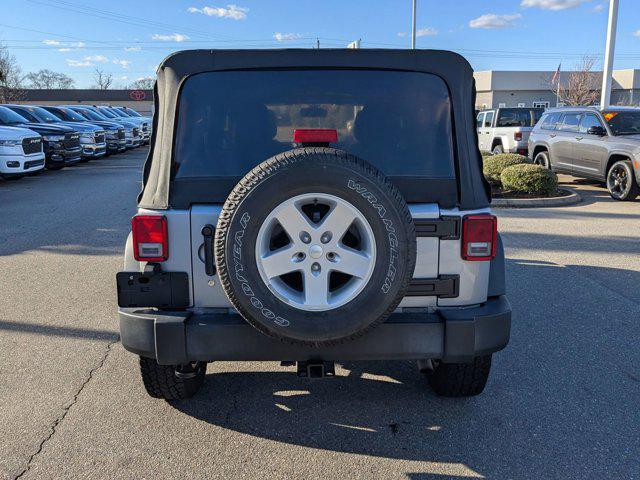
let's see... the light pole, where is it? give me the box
[600,0,619,107]
[411,0,417,49]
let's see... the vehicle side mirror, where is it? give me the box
[587,126,606,136]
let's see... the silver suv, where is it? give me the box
[116,49,511,400]
[529,107,640,201]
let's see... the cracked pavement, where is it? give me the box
[0,150,639,479]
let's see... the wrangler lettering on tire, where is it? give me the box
[214,148,416,345]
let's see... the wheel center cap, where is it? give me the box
[309,245,323,259]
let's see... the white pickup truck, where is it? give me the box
[0,125,45,179]
[476,108,544,155]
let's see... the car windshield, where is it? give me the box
[19,106,61,123]
[58,107,87,122]
[97,108,118,119]
[174,69,456,180]
[0,106,29,125]
[76,108,108,121]
[123,108,142,117]
[603,111,640,136]
[496,108,543,127]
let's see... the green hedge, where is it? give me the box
[500,164,558,196]
[483,153,530,187]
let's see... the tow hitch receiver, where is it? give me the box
[297,361,335,378]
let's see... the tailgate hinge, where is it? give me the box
[407,275,459,298]
[414,216,460,239]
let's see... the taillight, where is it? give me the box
[461,215,497,261]
[132,215,168,262]
[293,129,338,144]
[514,131,523,141]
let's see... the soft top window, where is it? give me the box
[173,69,455,181]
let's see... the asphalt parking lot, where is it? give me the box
[1,149,639,480]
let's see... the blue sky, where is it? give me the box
[1,0,639,88]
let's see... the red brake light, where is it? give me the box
[132,215,168,262]
[461,215,497,261]
[514,131,523,141]
[293,129,338,144]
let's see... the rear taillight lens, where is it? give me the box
[514,132,523,141]
[132,215,168,261]
[461,215,497,261]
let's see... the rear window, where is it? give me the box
[173,69,455,180]
[496,108,543,128]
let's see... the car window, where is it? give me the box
[557,113,581,132]
[0,106,29,125]
[9,108,39,123]
[603,111,640,136]
[579,114,604,134]
[174,69,456,180]
[540,112,560,131]
[476,112,484,129]
[496,108,542,127]
[484,111,494,128]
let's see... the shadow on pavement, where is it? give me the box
[0,319,119,341]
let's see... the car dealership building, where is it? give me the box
[474,69,640,110]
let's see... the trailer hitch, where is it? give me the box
[297,360,335,379]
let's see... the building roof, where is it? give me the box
[20,89,153,102]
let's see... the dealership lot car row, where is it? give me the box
[0,104,151,179]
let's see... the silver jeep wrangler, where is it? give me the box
[117,49,511,400]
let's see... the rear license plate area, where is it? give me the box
[116,272,189,308]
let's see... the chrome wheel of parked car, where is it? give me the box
[606,160,639,201]
[533,151,550,169]
[255,193,377,312]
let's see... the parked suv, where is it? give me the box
[96,106,151,145]
[529,107,640,201]
[0,106,81,169]
[117,50,511,400]
[477,107,544,155]
[5,105,106,161]
[65,106,141,149]
[0,125,45,179]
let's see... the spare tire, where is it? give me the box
[214,148,416,345]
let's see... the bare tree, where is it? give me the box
[25,69,75,89]
[93,68,113,90]
[548,56,600,106]
[128,77,154,90]
[0,43,24,102]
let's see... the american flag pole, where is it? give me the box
[552,63,561,106]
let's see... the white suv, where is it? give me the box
[0,126,45,179]
[477,108,544,155]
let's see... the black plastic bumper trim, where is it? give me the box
[119,296,511,365]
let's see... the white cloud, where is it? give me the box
[397,32,407,37]
[469,13,522,29]
[151,33,190,42]
[273,32,302,42]
[124,46,141,52]
[71,42,85,48]
[416,27,438,37]
[520,0,588,10]
[112,58,132,69]
[634,30,640,37]
[42,39,60,46]
[85,54,108,63]
[66,59,93,67]
[187,4,248,20]
[58,48,72,52]
[119,75,128,80]
[591,4,604,12]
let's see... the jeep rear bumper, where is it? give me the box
[119,295,511,365]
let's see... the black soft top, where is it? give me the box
[139,49,490,210]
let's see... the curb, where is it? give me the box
[491,188,581,208]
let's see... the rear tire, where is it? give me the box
[606,160,639,201]
[491,144,504,155]
[533,150,551,169]
[426,355,492,397]
[139,357,206,400]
